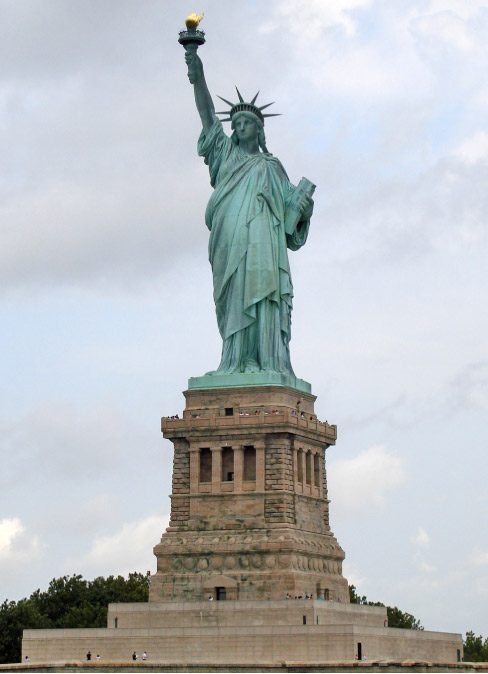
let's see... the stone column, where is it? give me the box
[211,446,222,493]
[189,444,200,494]
[301,450,307,488]
[233,446,244,492]
[293,447,298,490]
[313,451,322,496]
[255,440,265,492]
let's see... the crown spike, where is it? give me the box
[262,113,281,118]
[216,90,281,125]
[217,95,235,107]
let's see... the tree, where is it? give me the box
[0,571,150,664]
[348,584,423,630]
[464,631,488,662]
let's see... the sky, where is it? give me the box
[1,0,487,639]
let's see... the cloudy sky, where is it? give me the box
[1,0,487,639]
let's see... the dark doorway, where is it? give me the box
[216,587,226,601]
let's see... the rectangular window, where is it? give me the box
[221,447,234,481]
[306,452,312,485]
[199,448,212,483]
[314,453,320,487]
[297,449,303,482]
[243,446,256,481]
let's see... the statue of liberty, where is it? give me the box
[184,30,314,380]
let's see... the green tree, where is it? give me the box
[0,571,150,665]
[464,631,488,662]
[348,584,423,630]
[0,599,49,665]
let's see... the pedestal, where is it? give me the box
[150,385,349,603]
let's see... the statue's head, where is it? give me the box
[231,112,268,152]
[217,88,280,153]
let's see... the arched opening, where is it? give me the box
[199,448,212,483]
[243,446,256,481]
[221,447,234,482]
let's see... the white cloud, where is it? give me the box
[261,0,373,39]
[472,551,488,566]
[0,517,43,587]
[411,527,437,573]
[328,445,406,515]
[416,558,437,573]
[75,513,169,578]
[263,1,431,100]
[411,526,431,549]
[342,562,367,590]
[413,11,474,51]
[427,0,487,22]
[454,131,488,164]
[0,517,24,556]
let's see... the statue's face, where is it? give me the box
[233,114,259,143]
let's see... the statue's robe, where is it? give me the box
[198,119,309,374]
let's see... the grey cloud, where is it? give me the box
[0,402,158,488]
[444,361,488,414]
[320,153,488,267]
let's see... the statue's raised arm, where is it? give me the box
[184,50,216,135]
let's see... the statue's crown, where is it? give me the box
[217,88,280,125]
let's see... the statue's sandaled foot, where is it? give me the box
[243,359,260,373]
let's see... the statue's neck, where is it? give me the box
[239,139,260,156]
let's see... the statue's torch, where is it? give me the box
[178,12,206,59]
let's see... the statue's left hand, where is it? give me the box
[299,194,314,221]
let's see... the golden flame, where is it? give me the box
[185,13,204,29]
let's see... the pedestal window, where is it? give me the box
[199,448,212,483]
[243,446,256,481]
[221,447,234,482]
[306,451,312,485]
[297,448,304,483]
[314,453,320,488]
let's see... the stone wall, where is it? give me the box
[22,601,463,665]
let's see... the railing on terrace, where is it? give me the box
[161,409,337,438]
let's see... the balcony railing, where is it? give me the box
[162,409,337,439]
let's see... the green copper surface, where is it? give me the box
[183,32,315,393]
[188,371,312,394]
